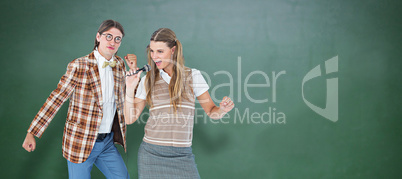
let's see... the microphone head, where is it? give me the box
[143,64,151,72]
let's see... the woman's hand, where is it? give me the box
[219,96,234,113]
[126,68,142,91]
[124,54,137,70]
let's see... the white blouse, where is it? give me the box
[135,68,209,99]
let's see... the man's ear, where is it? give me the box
[96,32,101,43]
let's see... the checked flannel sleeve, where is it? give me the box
[28,59,80,138]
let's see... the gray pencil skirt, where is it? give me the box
[138,141,201,179]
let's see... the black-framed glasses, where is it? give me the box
[101,33,122,43]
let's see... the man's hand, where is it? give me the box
[124,54,137,70]
[22,132,36,152]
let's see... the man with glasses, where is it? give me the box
[22,19,135,179]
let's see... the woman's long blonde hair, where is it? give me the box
[145,28,190,111]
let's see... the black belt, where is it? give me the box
[97,133,109,140]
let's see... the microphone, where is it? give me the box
[127,64,151,76]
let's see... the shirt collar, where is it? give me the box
[94,48,114,66]
[159,69,172,84]
[160,69,167,75]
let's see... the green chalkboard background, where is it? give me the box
[1,0,401,178]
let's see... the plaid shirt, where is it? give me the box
[28,52,127,163]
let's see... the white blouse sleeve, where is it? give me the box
[192,69,209,97]
[134,76,147,99]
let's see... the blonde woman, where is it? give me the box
[125,28,234,178]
